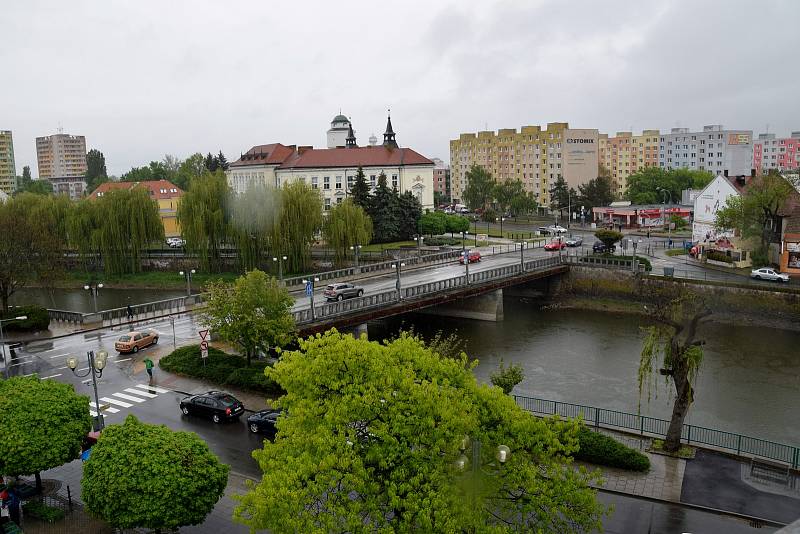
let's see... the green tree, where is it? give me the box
[349,166,371,210]
[445,214,470,236]
[490,359,525,395]
[177,173,231,272]
[715,173,795,266]
[549,175,570,213]
[323,199,373,266]
[638,293,712,452]
[205,152,218,172]
[578,175,615,210]
[228,183,280,272]
[368,173,400,243]
[417,211,446,236]
[202,269,295,365]
[510,191,538,217]
[462,164,496,210]
[481,207,498,223]
[16,165,32,191]
[433,190,448,207]
[594,229,623,250]
[625,167,713,205]
[82,415,228,532]
[396,190,423,240]
[17,178,53,195]
[235,331,605,532]
[274,181,323,273]
[0,376,91,491]
[85,149,108,193]
[217,151,229,171]
[174,153,206,190]
[493,179,525,215]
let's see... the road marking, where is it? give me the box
[49,353,70,359]
[124,387,158,398]
[40,374,62,380]
[134,384,170,394]
[115,358,132,363]
[112,392,147,403]
[89,409,98,417]
[22,372,37,377]
[55,366,69,370]
[90,401,119,414]
[100,397,133,408]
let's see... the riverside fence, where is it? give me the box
[513,395,800,469]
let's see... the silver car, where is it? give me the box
[565,236,583,247]
[323,283,364,301]
[750,268,789,282]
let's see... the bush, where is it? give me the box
[490,360,524,394]
[706,250,733,263]
[594,229,623,249]
[22,500,65,523]
[159,345,283,395]
[1,305,50,332]
[424,237,462,246]
[574,427,650,472]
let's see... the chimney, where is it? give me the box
[298,145,313,155]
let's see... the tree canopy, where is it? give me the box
[323,199,373,266]
[349,166,371,210]
[82,415,228,531]
[625,167,713,205]
[462,165,496,210]
[0,376,91,478]
[177,172,231,272]
[417,211,447,236]
[85,149,109,193]
[202,269,295,365]
[578,175,615,210]
[235,330,605,533]
[274,181,324,272]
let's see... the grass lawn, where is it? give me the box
[60,270,241,289]
[665,248,686,257]
[360,241,417,253]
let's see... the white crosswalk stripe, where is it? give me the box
[90,402,119,414]
[133,384,170,394]
[89,409,98,417]
[100,397,133,408]
[112,392,147,403]
[124,387,158,398]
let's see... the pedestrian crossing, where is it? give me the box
[88,383,171,418]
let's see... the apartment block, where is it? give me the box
[449,123,598,205]
[753,132,800,175]
[431,158,450,201]
[0,130,16,194]
[598,130,659,195]
[36,133,88,200]
[658,125,753,176]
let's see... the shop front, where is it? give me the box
[780,234,800,274]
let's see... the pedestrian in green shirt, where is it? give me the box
[143,357,154,382]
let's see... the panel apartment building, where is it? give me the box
[598,130,660,196]
[36,133,88,199]
[658,125,753,177]
[0,130,15,194]
[449,123,599,206]
[753,132,800,175]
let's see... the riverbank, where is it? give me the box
[28,271,242,291]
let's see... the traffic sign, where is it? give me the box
[198,329,209,340]
[200,340,209,359]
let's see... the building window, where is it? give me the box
[311,177,318,189]
[324,198,331,210]
[335,176,342,189]
[324,176,330,190]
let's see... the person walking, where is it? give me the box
[126,304,134,321]
[143,357,154,383]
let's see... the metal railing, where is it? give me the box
[513,395,800,469]
[101,295,202,326]
[47,309,86,324]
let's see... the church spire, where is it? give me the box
[346,120,357,148]
[383,109,397,148]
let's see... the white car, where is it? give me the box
[166,237,185,248]
[547,225,568,235]
[750,267,789,282]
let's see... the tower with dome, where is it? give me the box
[327,113,352,148]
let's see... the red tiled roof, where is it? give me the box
[230,144,295,167]
[88,180,184,200]
[278,146,433,169]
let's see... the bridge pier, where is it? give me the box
[419,289,505,322]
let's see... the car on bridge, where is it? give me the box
[544,239,567,251]
[114,330,158,353]
[180,391,245,424]
[324,283,364,301]
[459,250,482,264]
[166,237,185,248]
[750,267,789,282]
[565,236,583,247]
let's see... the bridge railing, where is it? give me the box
[513,394,800,469]
[47,309,87,324]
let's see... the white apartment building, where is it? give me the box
[658,125,753,176]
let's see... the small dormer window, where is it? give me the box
[160,188,167,193]
[170,188,177,193]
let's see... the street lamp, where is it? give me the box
[67,350,108,430]
[179,269,196,296]
[1,315,27,378]
[301,277,320,321]
[632,239,642,272]
[413,235,424,256]
[460,231,468,253]
[272,256,287,282]
[391,262,405,300]
[455,436,511,476]
[349,245,362,268]
[462,249,471,284]
[496,217,505,237]
[516,242,525,271]
[84,281,104,313]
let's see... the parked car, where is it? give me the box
[247,408,285,437]
[592,241,615,254]
[459,250,482,264]
[750,267,789,283]
[115,330,158,353]
[324,283,364,301]
[565,236,583,247]
[544,239,567,251]
[166,237,185,248]
[180,391,245,423]
[547,225,568,234]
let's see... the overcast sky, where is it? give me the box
[3,0,799,177]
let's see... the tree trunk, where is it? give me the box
[35,471,42,494]
[664,358,691,452]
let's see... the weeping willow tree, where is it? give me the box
[66,200,101,271]
[273,182,323,273]
[177,173,231,272]
[638,293,712,452]
[322,199,373,266]
[89,189,164,275]
[228,183,281,272]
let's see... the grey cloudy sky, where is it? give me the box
[3,0,799,177]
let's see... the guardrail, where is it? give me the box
[48,295,205,327]
[291,256,563,325]
[47,309,87,324]
[513,395,800,469]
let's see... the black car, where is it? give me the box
[247,408,285,437]
[592,241,615,254]
[179,391,244,423]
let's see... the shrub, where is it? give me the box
[225,365,282,394]
[574,427,650,472]
[490,360,524,394]
[594,229,623,249]
[423,237,462,246]
[1,305,50,332]
[706,250,733,263]
[22,500,65,523]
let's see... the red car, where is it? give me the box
[459,250,482,264]
[544,239,567,251]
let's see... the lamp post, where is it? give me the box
[413,235,424,256]
[455,436,511,478]
[84,281,104,313]
[462,249,470,284]
[1,315,27,378]
[516,242,525,271]
[272,255,287,282]
[632,239,642,272]
[301,277,320,321]
[460,231,467,254]
[496,217,505,237]
[391,262,405,300]
[67,350,108,430]
[179,269,196,296]
[349,245,362,268]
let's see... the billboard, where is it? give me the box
[563,129,599,190]
[728,133,751,145]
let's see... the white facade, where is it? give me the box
[228,164,279,194]
[659,125,753,176]
[691,174,740,244]
[326,115,351,149]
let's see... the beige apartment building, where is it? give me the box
[598,130,660,195]
[449,122,598,206]
[36,133,88,199]
[0,130,16,194]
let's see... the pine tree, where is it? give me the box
[397,191,422,240]
[204,152,218,172]
[369,173,400,243]
[217,151,229,171]
[350,166,371,210]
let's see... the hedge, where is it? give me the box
[22,500,65,523]
[574,427,650,472]
[158,345,283,395]
[1,306,50,332]
[424,237,463,246]
[706,250,733,263]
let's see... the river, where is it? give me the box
[367,297,800,446]
[11,287,189,312]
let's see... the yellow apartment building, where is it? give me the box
[598,129,660,195]
[0,130,16,194]
[87,180,184,237]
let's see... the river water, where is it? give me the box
[368,297,800,446]
[11,287,189,312]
